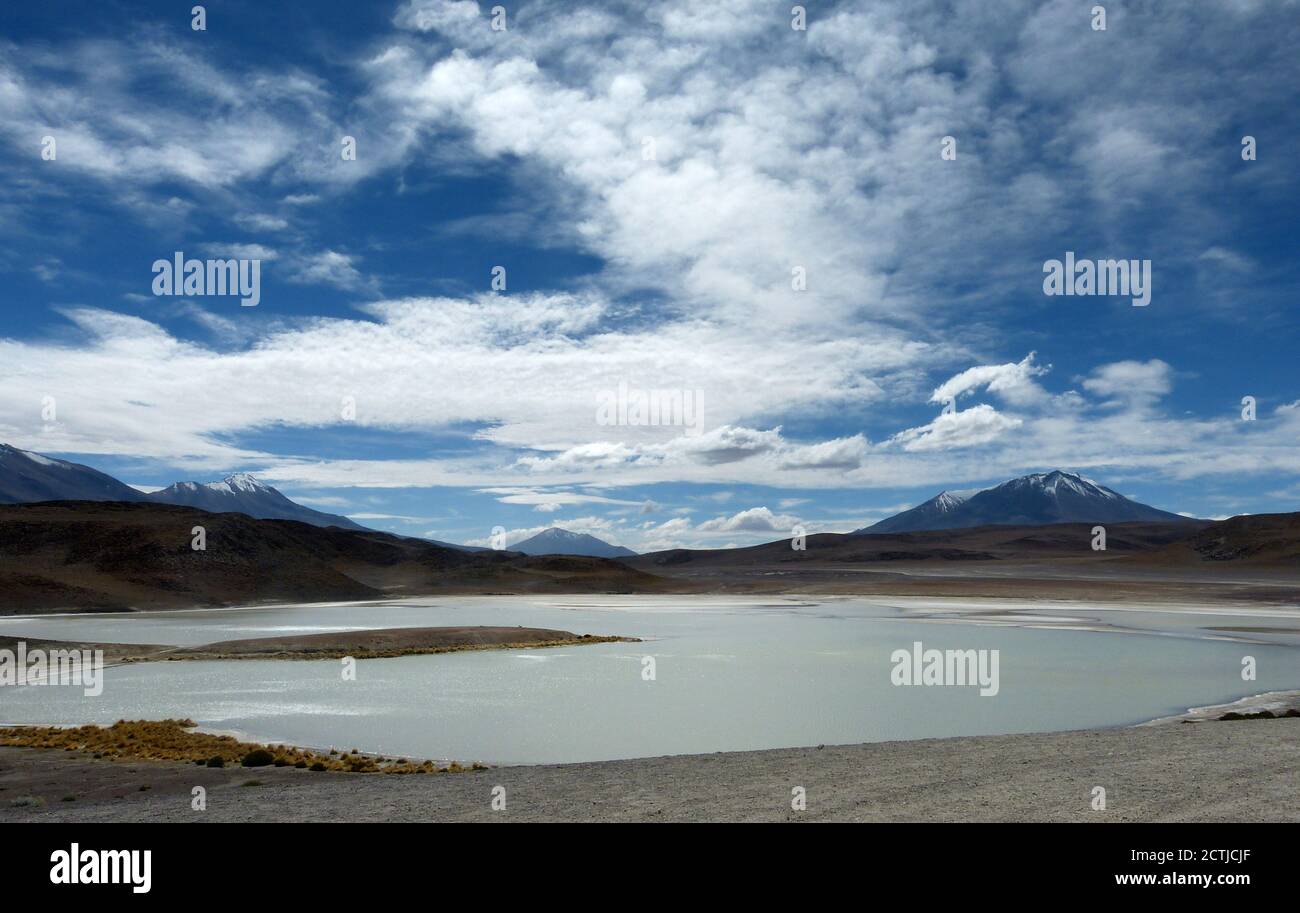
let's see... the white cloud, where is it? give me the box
[1081,359,1173,407]
[1,0,1295,505]
[285,250,373,292]
[477,487,645,511]
[199,243,279,261]
[930,353,1050,408]
[778,435,871,470]
[889,405,1023,453]
[696,506,800,534]
[1198,246,1255,273]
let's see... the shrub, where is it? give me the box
[309,762,327,771]
[241,748,275,767]
[205,756,225,768]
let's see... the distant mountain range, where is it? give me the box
[149,473,365,530]
[0,446,633,556]
[857,470,1190,534]
[0,501,667,613]
[2,447,1295,613]
[0,449,1191,554]
[511,527,637,558]
[0,444,362,530]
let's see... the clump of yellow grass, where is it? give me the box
[0,719,484,774]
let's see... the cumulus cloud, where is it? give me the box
[284,250,374,292]
[930,353,1050,408]
[778,435,871,470]
[696,506,800,534]
[889,405,1023,453]
[1081,360,1173,408]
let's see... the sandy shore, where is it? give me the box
[3,718,1296,823]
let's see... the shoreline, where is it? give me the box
[5,715,1297,822]
[6,563,1300,621]
[3,685,1293,766]
[1138,689,1300,725]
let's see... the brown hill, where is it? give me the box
[625,520,1211,571]
[617,517,1300,603]
[0,502,671,614]
[1119,513,1300,567]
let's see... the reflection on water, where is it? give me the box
[1,596,1297,765]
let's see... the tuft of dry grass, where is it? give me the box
[0,719,486,774]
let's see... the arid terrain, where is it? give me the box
[3,716,1296,823]
[621,515,1300,604]
[4,504,1300,613]
[0,501,676,614]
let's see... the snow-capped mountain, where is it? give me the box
[0,446,367,531]
[0,444,148,504]
[856,470,1190,534]
[864,489,977,534]
[149,473,366,530]
[510,527,637,558]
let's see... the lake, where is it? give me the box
[1,595,1297,765]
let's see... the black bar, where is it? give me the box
[1,823,1280,897]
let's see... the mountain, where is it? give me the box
[0,446,368,532]
[0,502,671,613]
[511,527,637,558]
[423,537,490,553]
[856,470,1191,534]
[148,473,366,531]
[864,489,976,534]
[0,444,148,504]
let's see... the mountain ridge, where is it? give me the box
[0,445,367,532]
[858,470,1191,534]
[0,501,670,613]
[0,445,149,505]
[148,472,366,531]
[511,527,637,558]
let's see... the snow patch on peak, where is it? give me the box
[0,444,68,469]
[207,473,271,494]
[18,449,65,468]
[932,491,969,511]
[1009,470,1121,500]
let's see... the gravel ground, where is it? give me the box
[3,719,1297,823]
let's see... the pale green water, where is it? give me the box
[1,596,1296,764]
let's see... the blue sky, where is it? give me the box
[1,0,1298,550]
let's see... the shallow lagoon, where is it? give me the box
[2,596,1297,764]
